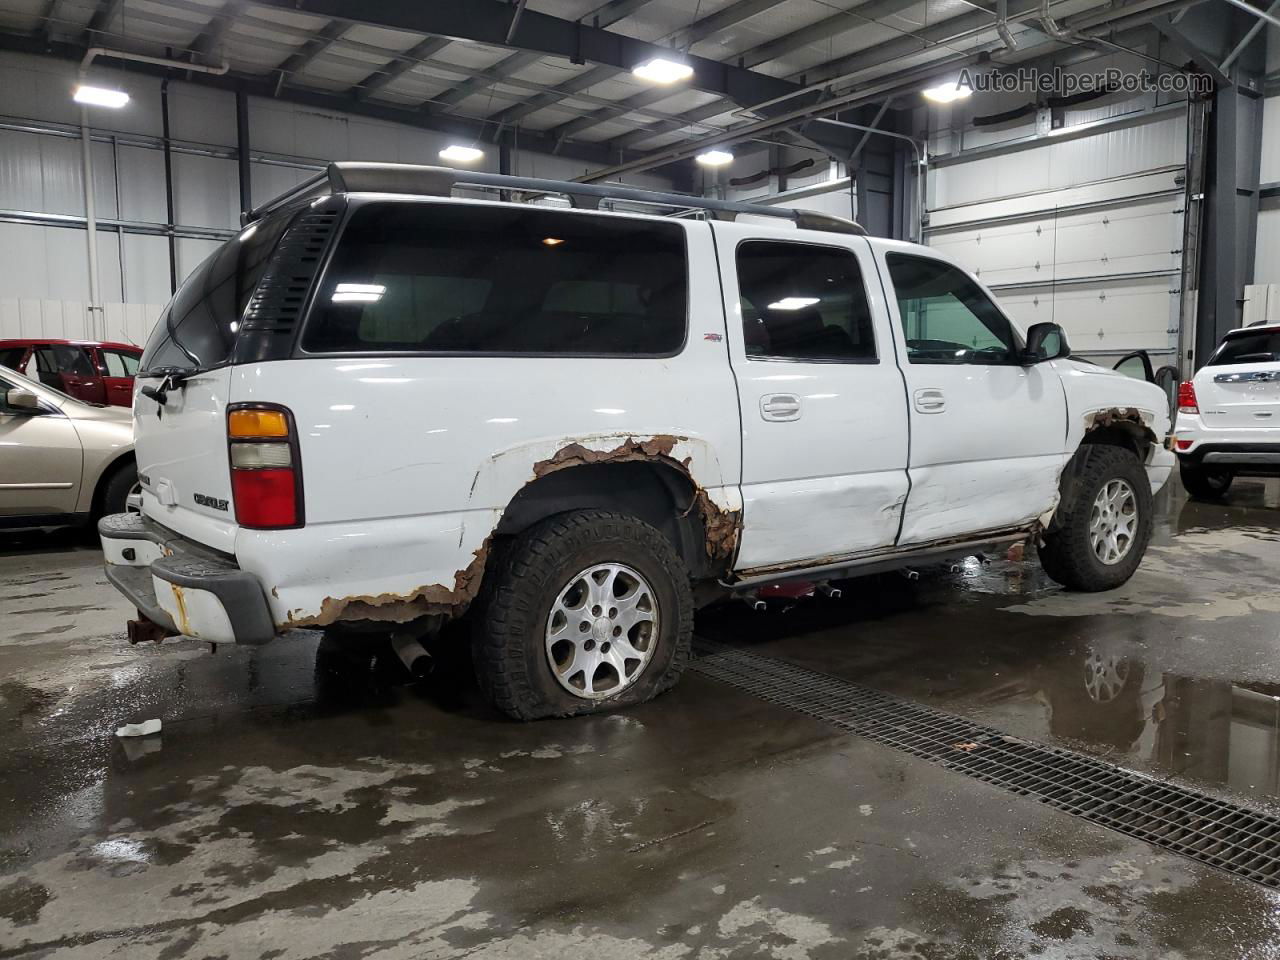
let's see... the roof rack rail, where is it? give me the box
[242,161,867,236]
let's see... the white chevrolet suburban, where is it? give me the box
[100,163,1174,719]
[1173,323,1280,499]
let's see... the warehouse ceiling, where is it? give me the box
[0,0,1215,176]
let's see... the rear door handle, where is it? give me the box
[913,388,946,413]
[760,393,802,421]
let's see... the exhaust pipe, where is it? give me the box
[389,632,433,678]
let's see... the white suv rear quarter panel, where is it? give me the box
[230,220,742,628]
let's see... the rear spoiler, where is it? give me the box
[242,161,867,237]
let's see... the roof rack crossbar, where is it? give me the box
[242,162,866,236]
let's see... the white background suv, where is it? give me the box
[1174,324,1280,499]
[99,163,1174,720]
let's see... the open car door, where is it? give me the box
[1112,350,1177,414]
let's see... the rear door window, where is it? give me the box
[735,241,877,361]
[302,202,688,356]
[102,349,140,377]
[0,348,26,371]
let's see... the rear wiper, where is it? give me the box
[139,366,211,409]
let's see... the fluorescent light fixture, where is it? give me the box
[439,144,484,163]
[332,282,386,304]
[767,297,820,311]
[74,84,129,108]
[695,149,734,167]
[921,81,972,104]
[632,57,694,84]
[542,237,564,246]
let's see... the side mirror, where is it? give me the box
[4,388,40,413]
[1023,322,1070,363]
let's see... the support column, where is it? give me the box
[236,88,252,218]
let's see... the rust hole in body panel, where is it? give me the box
[531,436,742,568]
[286,539,491,629]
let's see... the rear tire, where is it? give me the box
[1038,445,1153,592]
[473,509,693,721]
[1179,460,1233,500]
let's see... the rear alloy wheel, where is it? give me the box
[1038,445,1153,592]
[1179,461,1233,500]
[545,562,658,699]
[474,510,693,720]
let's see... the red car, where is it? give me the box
[0,339,143,407]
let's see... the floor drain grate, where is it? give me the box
[691,642,1280,888]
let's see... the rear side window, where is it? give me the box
[0,348,26,371]
[103,349,140,377]
[735,241,876,361]
[1210,331,1280,365]
[140,212,295,373]
[887,254,1018,365]
[302,202,687,355]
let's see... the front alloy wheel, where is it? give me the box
[1089,479,1137,565]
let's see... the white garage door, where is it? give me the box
[925,112,1187,366]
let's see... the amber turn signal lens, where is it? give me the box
[229,409,290,438]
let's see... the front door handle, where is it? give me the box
[760,393,802,422]
[913,388,946,414]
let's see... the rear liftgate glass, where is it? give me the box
[693,642,1280,888]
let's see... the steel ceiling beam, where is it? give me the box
[355,36,454,99]
[248,0,809,109]
[408,0,653,121]
[545,0,918,146]
[81,0,125,43]
[189,0,241,59]
[274,20,348,79]
[0,31,653,172]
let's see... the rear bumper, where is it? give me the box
[1176,443,1280,473]
[99,513,276,644]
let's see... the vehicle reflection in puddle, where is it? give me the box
[1012,643,1280,805]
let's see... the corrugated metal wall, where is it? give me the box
[0,50,675,348]
[923,49,1189,365]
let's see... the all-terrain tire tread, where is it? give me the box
[473,509,693,721]
[1038,445,1153,592]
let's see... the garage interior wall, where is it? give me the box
[0,50,678,349]
[922,46,1190,367]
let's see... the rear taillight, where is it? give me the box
[227,404,302,529]
[1177,381,1198,414]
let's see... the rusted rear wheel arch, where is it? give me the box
[494,460,735,581]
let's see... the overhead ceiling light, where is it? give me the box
[542,237,564,246]
[332,282,386,304]
[695,150,734,167]
[439,144,484,163]
[921,82,972,104]
[767,297,820,311]
[632,57,694,84]
[73,84,129,108]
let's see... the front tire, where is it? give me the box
[98,461,140,518]
[1179,460,1233,500]
[1038,445,1153,592]
[473,510,693,720]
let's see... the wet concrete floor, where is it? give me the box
[3,479,1280,958]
